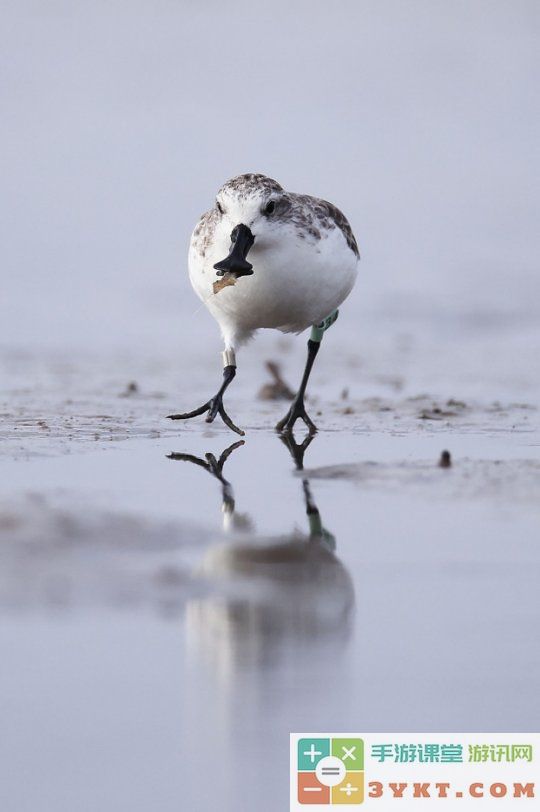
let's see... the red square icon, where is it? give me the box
[298,772,330,804]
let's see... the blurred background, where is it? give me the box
[1,0,538,359]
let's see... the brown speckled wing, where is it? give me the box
[318,198,360,258]
[191,207,219,259]
[285,194,359,258]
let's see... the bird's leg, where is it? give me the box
[276,338,320,434]
[276,310,339,435]
[167,349,245,436]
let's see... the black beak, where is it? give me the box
[213,224,255,278]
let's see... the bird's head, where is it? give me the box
[212,173,290,278]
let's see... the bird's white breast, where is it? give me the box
[189,221,358,345]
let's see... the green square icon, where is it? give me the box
[332,738,364,770]
[298,738,330,770]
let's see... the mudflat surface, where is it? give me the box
[1,312,539,812]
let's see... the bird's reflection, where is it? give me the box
[167,433,355,672]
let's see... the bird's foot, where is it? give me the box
[167,393,245,436]
[276,397,317,436]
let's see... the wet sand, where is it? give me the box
[1,318,539,811]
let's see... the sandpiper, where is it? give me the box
[168,173,359,435]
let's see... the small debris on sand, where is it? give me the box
[257,361,295,401]
[419,406,459,420]
[213,273,237,294]
[439,450,452,468]
[119,381,139,398]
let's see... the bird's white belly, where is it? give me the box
[189,227,358,339]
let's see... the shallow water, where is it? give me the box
[1,423,539,811]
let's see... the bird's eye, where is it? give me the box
[216,200,224,214]
[263,200,276,215]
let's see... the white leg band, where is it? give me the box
[222,348,236,367]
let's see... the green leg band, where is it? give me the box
[308,513,337,550]
[310,309,339,343]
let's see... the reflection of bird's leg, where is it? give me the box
[167,440,244,514]
[301,478,336,549]
[302,478,318,516]
[276,427,336,549]
[204,441,244,513]
[279,430,314,471]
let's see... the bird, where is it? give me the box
[168,173,359,436]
